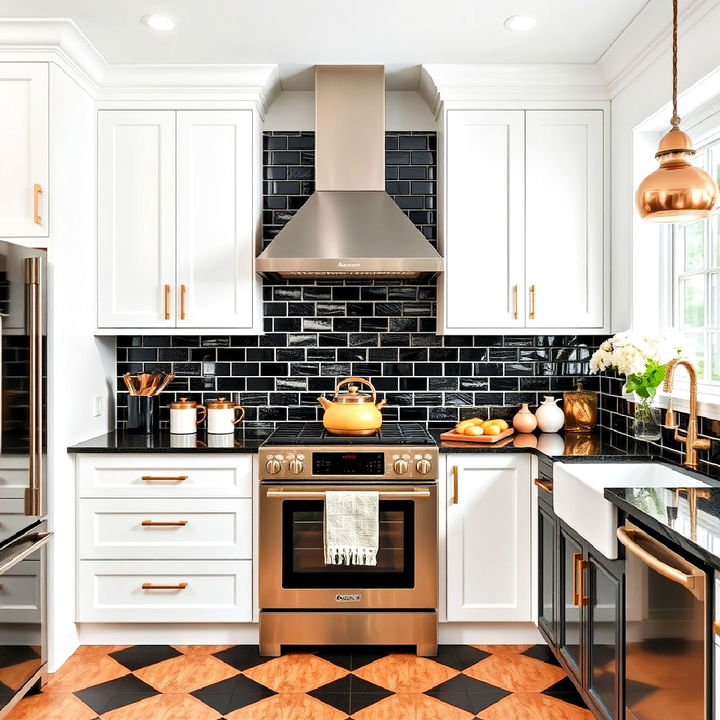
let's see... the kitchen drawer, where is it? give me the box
[77,454,252,498]
[0,457,29,499]
[78,498,252,560]
[0,560,41,624]
[0,499,35,539]
[77,560,251,623]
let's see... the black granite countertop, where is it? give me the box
[606,482,720,569]
[67,429,274,453]
[432,430,653,463]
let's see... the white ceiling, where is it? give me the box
[0,0,653,87]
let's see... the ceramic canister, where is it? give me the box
[535,396,565,433]
[207,397,245,434]
[169,397,206,435]
[512,402,537,433]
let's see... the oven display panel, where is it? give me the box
[312,452,385,475]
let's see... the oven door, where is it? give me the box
[259,483,437,610]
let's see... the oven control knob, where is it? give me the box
[393,459,409,475]
[289,458,304,475]
[416,459,432,475]
[265,458,282,475]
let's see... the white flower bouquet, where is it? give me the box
[590,332,685,400]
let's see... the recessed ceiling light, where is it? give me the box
[503,14,537,32]
[141,14,176,32]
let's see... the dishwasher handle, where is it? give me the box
[617,525,705,600]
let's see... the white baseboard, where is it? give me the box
[76,621,543,647]
[77,623,260,645]
[439,622,544,644]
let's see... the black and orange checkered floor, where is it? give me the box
[7,643,594,719]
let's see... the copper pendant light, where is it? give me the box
[635,0,719,222]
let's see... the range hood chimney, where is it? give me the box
[255,65,443,279]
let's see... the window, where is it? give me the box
[669,135,720,386]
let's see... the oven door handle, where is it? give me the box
[617,525,705,600]
[264,488,432,499]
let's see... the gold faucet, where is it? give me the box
[662,359,711,470]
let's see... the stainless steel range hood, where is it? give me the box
[255,65,443,280]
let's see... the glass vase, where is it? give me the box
[633,398,661,441]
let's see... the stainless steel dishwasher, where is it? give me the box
[619,523,707,720]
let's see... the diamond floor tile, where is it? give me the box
[354,653,459,693]
[74,674,160,715]
[109,645,182,672]
[4,643,591,720]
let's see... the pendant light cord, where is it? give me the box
[671,0,680,127]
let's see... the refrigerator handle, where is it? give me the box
[24,257,42,517]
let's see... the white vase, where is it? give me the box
[535,396,565,433]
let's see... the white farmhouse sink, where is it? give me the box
[553,462,709,559]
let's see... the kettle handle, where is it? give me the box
[335,376,376,403]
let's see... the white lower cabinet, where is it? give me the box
[445,454,532,622]
[76,454,255,623]
[77,560,251,623]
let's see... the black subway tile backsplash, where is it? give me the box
[117,130,607,437]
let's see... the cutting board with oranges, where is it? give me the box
[440,418,515,444]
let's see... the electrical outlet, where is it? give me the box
[93,395,103,417]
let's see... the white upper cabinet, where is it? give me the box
[98,111,176,328]
[0,64,49,238]
[525,110,605,329]
[176,111,256,329]
[445,454,532,622]
[442,110,526,330]
[98,108,261,332]
[439,106,608,334]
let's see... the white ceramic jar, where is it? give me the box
[169,397,206,435]
[206,397,245,434]
[535,396,565,433]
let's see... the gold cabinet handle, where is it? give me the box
[714,621,720,636]
[452,465,459,504]
[141,520,188,527]
[534,477,552,493]
[180,284,186,320]
[163,284,171,320]
[512,285,518,320]
[571,553,589,607]
[141,582,188,590]
[33,183,42,224]
[529,284,536,320]
[141,475,188,482]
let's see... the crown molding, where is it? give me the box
[420,64,610,117]
[599,0,717,98]
[0,19,281,114]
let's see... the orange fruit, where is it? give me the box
[484,424,502,436]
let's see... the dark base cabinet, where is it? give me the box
[536,463,624,720]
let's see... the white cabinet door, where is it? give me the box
[176,111,256,328]
[0,63,48,237]
[97,111,176,328]
[525,110,605,328]
[441,110,525,332]
[446,454,532,621]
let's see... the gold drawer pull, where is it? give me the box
[180,284,186,320]
[452,465,459,504]
[142,582,188,590]
[141,475,188,482]
[33,184,43,224]
[141,520,188,527]
[163,284,171,320]
[714,621,720,636]
[512,284,518,320]
[534,477,553,493]
[529,284,536,320]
